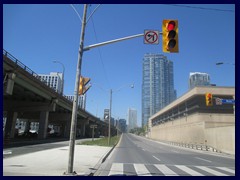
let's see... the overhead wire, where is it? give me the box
[89,4,111,89]
[162,4,234,13]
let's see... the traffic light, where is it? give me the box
[162,19,179,53]
[205,93,213,106]
[79,76,91,95]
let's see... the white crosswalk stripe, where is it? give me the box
[133,164,152,176]
[154,164,178,176]
[216,167,235,174]
[175,165,204,176]
[108,163,124,176]
[196,166,228,176]
[107,163,235,176]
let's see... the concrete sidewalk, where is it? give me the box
[3,144,112,176]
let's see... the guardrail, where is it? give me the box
[3,49,47,83]
[162,140,222,153]
[3,49,70,103]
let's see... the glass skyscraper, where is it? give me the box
[142,53,176,127]
[189,72,210,89]
[128,108,137,131]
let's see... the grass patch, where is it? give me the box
[78,136,120,147]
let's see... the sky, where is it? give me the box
[3,4,235,126]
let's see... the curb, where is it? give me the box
[88,135,122,176]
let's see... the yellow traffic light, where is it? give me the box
[205,93,213,106]
[79,76,91,95]
[162,19,179,53]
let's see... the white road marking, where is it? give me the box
[154,164,178,176]
[152,156,161,162]
[134,164,152,176]
[107,163,234,176]
[3,150,12,155]
[195,157,212,163]
[108,163,124,176]
[216,167,235,174]
[196,166,228,176]
[175,165,204,176]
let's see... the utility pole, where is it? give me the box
[108,89,112,146]
[66,4,88,175]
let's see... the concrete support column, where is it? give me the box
[80,122,86,137]
[24,120,31,133]
[5,111,18,138]
[38,111,49,139]
[64,120,71,138]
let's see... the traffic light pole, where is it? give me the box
[83,32,162,51]
[66,4,163,174]
[66,4,88,175]
[108,89,112,146]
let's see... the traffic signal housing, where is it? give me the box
[205,93,213,106]
[162,19,179,53]
[79,76,91,95]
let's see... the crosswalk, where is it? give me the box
[106,163,235,176]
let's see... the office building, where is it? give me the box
[189,72,210,89]
[128,108,137,131]
[38,72,63,94]
[118,119,127,133]
[142,53,176,127]
[65,95,86,110]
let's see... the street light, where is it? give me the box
[216,62,235,66]
[108,83,134,146]
[53,60,65,95]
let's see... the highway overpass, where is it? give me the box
[3,49,116,142]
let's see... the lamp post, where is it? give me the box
[216,62,235,115]
[66,4,88,175]
[216,62,235,66]
[53,60,65,95]
[108,84,134,146]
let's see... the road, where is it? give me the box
[96,133,235,176]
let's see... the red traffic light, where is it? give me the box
[167,21,176,31]
[162,20,179,53]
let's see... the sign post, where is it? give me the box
[90,125,97,141]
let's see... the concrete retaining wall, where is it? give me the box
[149,113,235,155]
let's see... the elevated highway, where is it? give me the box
[3,49,116,141]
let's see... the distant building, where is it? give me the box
[189,72,210,89]
[118,119,127,133]
[128,108,137,131]
[142,53,176,128]
[38,72,63,94]
[65,95,86,110]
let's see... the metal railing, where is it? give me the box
[3,49,40,78]
[162,140,222,153]
[2,49,93,113]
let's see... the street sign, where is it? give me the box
[215,98,222,105]
[144,30,159,44]
[221,99,235,104]
[90,125,97,128]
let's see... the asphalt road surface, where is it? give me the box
[96,133,235,176]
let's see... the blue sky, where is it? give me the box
[3,4,235,126]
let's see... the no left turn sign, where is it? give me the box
[144,30,159,44]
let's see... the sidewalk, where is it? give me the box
[3,144,112,176]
